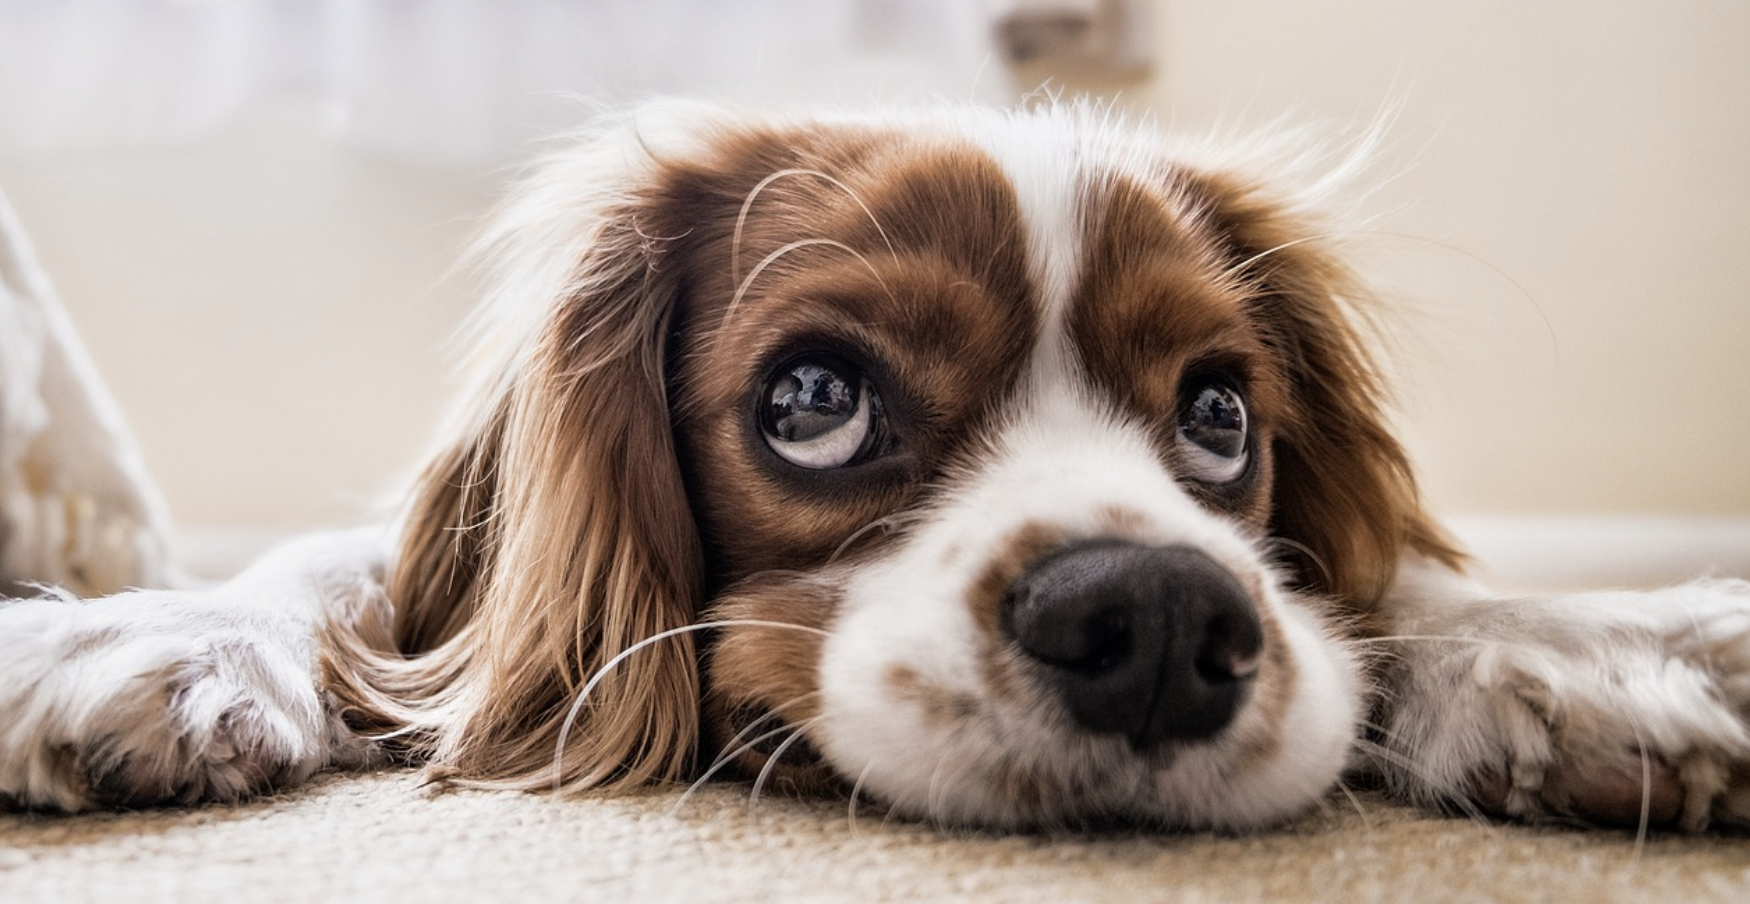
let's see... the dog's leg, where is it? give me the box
[1371,560,1750,830]
[0,189,174,596]
[0,528,390,811]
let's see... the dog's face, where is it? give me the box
[386,104,1454,831]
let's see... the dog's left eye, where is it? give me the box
[1177,380,1250,485]
[761,355,886,469]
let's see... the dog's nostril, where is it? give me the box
[1194,612,1265,683]
[1001,585,1134,677]
[1002,541,1264,749]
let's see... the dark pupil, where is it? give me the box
[1183,386,1245,458]
[769,363,857,442]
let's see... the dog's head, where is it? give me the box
[379,102,1459,831]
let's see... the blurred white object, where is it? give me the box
[0,0,1060,166]
[0,188,175,596]
[1450,515,1750,593]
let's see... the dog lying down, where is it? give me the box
[2,102,1747,833]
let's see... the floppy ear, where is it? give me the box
[1184,170,1464,616]
[332,120,708,792]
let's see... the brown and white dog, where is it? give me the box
[3,102,1749,832]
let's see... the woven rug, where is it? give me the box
[4,768,1747,904]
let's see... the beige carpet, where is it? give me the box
[3,768,1748,904]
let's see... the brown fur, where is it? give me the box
[1068,173,1287,529]
[1174,169,1465,624]
[700,575,839,791]
[322,107,1460,803]
[330,178,708,789]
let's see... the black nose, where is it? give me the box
[1000,541,1264,748]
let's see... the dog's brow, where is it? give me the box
[732,168,897,290]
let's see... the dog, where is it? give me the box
[3,102,1748,832]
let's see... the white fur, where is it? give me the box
[817,298,1362,830]
[0,531,387,810]
[964,109,1086,353]
[1375,561,1750,829]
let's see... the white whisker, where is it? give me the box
[1332,779,1373,829]
[1264,535,1333,591]
[1629,718,1652,856]
[733,168,898,288]
[828,512,924,566]
[1218,234,1332,284]
[847,760,880,834]
[721,237,894,341]
[672,704,815,818]
[552,619,829,793]
[748,717,823,813]
[696,691,822,782]
[1352,733,1492,826]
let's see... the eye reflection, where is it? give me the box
[761,355,883,469]
[1177,381,1249,485]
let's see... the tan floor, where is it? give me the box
[3,768,1747,904]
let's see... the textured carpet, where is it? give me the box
[3,768,1748,904]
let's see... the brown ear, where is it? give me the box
[332,125,707,791]
[1183,170,1464,618]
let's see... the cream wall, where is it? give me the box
[1135,0,1750,515]
[2,0,1747,529]
[3,99,498,528]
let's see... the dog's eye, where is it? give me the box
[1177,380,1249,485]
[761,355,885,469]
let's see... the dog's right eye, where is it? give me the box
[1176,379,1250,485]
[760,355,887,469]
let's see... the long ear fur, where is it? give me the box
[1182,165,1465,619]
[327,109,710,791]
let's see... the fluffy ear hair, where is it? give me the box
[1182,168,1464,617]
[329,113,707,792]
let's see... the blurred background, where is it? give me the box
[1,0,1745,583]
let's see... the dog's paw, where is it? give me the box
[0,591,344,811]
[1379,579,1750,831]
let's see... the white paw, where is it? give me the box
[1379,579,1750,831]
[0,590,349,811]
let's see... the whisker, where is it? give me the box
[1350,229,1555,360]
[718,568,818,589]
[1263,535,1333,591]
[847,760,880,834]
[748,717,824,813]
[671,704,815,818]
[828,511,925,566]
[1349,633,1498,649]
[1217,234,1334,284]
[1350,734,1492,826]
[721,238,895,341]
[732,168,898,288]
[552,619,829,793]
[1332,778,1374,829]
[695,691,823,784]
[1629,718,1652,856]
[923,752,960,829]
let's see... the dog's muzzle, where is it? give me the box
[1000,541,1264,748]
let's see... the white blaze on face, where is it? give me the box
[811,111,1363,829]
